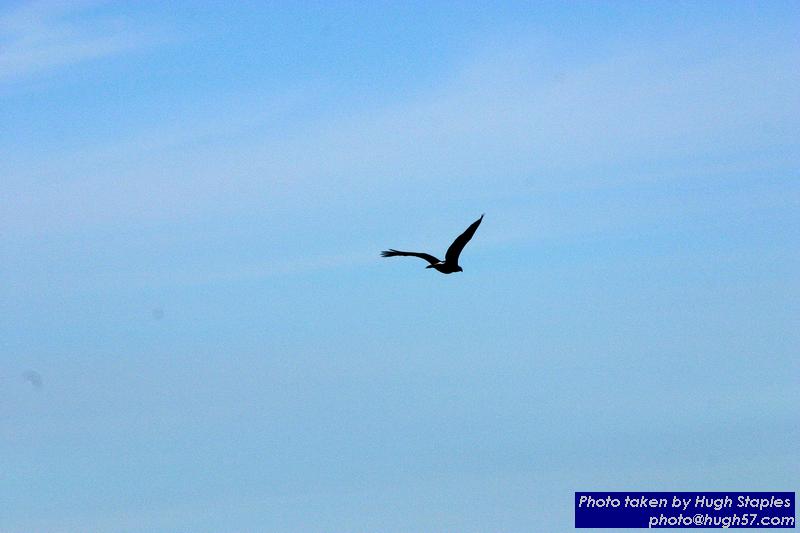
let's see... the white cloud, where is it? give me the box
[0,0,158,82]
[2,24,798,240]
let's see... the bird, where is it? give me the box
[22,370,43,389]
[381,214,484,274]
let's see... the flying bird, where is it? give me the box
[22,370,43,389]
[381,214,484,274]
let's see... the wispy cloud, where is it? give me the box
[4,26,798,236]
[0,0,158,82]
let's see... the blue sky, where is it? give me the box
[1,1,798,531]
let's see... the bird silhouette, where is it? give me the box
[381,214,484,274]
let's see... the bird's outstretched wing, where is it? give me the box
[445,214,484,265]
[381,249,441,265]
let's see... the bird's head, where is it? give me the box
[457,266,463,272]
